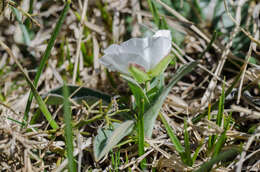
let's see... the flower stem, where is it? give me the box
[137,98,146,169]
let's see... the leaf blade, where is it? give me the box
[94,120,135,161]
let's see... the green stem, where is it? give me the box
[138,98,146,169]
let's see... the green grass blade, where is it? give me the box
[195,148,240,172]
[213,115,231,158]
[30,82,59,129]
[24,1,71,123]
[192,69,243,123]
[192,138,204,164]
[62,83,77,171]
[199,31,218,59]
[7,117,25,126]
[183,119,192,166]
[211,80,226,147]
[212,131,227,158]
[159,113,184,153]
[207,104,213,149]
[24,0,34,28]
[147,0,160,27]
[216,81,225,127]
[0,38,59,130]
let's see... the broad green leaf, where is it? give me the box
[94,120,135,161]
[148,55,174,78]
[41,85,111,105]
[129,65,150,84]
[144,61,197,138]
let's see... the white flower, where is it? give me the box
[99,30,172,75]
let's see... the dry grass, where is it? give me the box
[0,0,259,171]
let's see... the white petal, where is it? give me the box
[120,38,149,57]
[99,30,172,74]
[104,44,121,54]
[145,36,172,69]
[99,52,147,75]
[153,30,171,40]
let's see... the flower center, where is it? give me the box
[129,63,146,72]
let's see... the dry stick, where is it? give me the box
[200,0,245,105]
[119,147,155,170]
[0,101,20,117]
[171,36,230,87]
[52,138,92,172]
[229,0,258,104]
[236,132,260,172]
[252,4,260,55]
[231,105,260,119]
[237,36,255,104]
[72,0,88,84]
[84,20,105,36]
[224,0,260,46]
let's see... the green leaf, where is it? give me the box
[94,120,135,161]
[148,55,174,78]
[144,61,197,138]
[129,65,150,84]
[41,85,111,105]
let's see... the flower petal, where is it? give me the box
[144,36,172,69]
[153,30,171,39]
[99,52,147,75]
[148,30,172,69]
[99,30,172,75]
